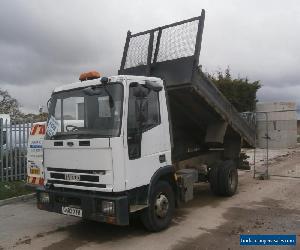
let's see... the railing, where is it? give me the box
[119,10,205,77]
[241,112,256,129]
[0,118,33,181]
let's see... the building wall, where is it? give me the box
[256,102,297,149]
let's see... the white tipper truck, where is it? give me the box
[37,10,255,231]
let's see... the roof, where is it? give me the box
[53,75,163,93]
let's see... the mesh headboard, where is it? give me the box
[119,10,205,86]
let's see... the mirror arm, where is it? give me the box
[103,84,115,108]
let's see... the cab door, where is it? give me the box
[124,81,170,190]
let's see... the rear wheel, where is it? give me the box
[209,164,221,195]
[141,181,175,232]
[209,160,238,197]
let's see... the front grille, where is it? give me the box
[47,167,105,175]
[47,179,106,188]
[50,172,99,182]
[55,195,81,206]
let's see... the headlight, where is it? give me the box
[102,200,115,215]
[39,192,50,203]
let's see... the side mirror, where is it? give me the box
[47,97,53,111]
[132,83,149,98]
[130,82,149,128]
[135,98,148,126]
[145,81,162,92]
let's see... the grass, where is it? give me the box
[0,181,33,200]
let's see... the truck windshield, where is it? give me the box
[46,83,123,139]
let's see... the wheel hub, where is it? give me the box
[155,193,169,218]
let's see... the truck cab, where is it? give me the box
[38,75,174,228]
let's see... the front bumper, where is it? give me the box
[36,187,129,225]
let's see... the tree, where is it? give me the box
[209,68,261,112]
[0,88,48,122]
[21,112,48,122]
[0,88,22,119]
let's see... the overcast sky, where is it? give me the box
[0,0,299,114]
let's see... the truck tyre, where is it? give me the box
[209,161,238,197]
[209,164,221,195]
[219,161,238,196]
[141,181,175,232]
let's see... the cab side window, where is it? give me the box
[127,85,160,133]
[127,84,161,160]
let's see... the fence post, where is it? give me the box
[14,121,17,180]
[0,118,3,181]
[5,119,8,181]
[9,121,13,180]
[22,122,26,179]
[18,122,22,180]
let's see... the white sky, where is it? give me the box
[0,0,299,114]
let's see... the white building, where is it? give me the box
[256,102,297,149]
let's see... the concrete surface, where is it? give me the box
[243,147,300,178]
[0,150,299,250]
[0,193,35,207]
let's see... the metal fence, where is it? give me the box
[0,118,33,181]
[246,109,300,180]
[119,10,205,77]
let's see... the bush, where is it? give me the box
[209,68,261,112]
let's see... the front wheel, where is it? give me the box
[141,181,175,232]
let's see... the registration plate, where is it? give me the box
[62,206,82,217]
[30,168,40,175]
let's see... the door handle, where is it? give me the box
[159,154,166,163]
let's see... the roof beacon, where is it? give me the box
[79,71,101,81]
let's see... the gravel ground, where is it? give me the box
[0,149,299,250]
